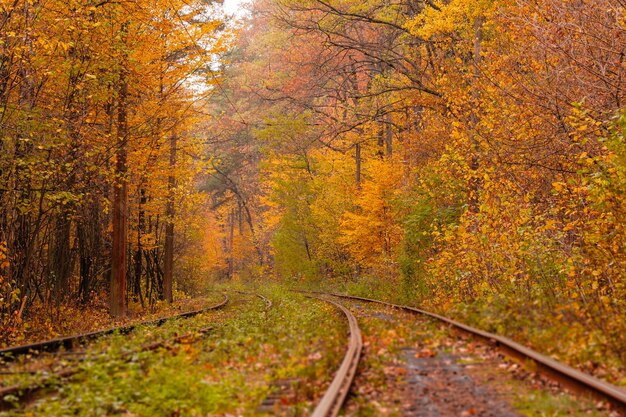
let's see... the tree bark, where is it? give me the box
[468,16,484,214]
[163,132,176,303]
[133,187,146,305]
[110,22,129,317]
[50,214,71,303]
[227,207,235,279]
[355,141,361,186]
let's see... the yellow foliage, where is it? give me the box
[339,159,405,272]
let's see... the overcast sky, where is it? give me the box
[223,0,246,15]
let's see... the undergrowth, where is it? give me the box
[2,287,345,417]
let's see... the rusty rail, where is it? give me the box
[308,290,626,415]
[233,290,272,310]
[0,326,216,410]
[0,293,229,361]
[307,295,362,417]
[256,293,273,310]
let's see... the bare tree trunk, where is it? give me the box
[77,199,101,305]
[133,188,146,306]
[110,22,129,317]
[239,198,263,266]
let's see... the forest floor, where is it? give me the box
[0,284,621,417]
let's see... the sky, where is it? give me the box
[223,0,246,15]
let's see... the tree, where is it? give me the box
[0,0,230,332]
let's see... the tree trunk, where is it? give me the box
[163,132,176,303]
[385,113,393,158]
[110,22,129,317]
[468,16,483,214]
[77,203,98,305]
[50,214,71,303]
[355,142,361,186]
[133,187,146,305]
[227,207,235,279]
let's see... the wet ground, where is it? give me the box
[399,349,519,417]
[343,300,615,417]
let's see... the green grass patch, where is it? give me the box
[2,286,346,417]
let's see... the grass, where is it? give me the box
[1,286,346,417]
[1,282,616,417]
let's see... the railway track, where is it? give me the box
[233,290,273,309]
[0,293,229,362]
[0,294,230,411]
[1,290,366,416]
[12,288,617,416]
[307,295,362,417]
[0,326,216,410]
[304,290,626,416]
[256,293,273,310]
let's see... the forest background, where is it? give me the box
[1,0,625,384]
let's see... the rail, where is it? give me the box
[0,293,228,360]
[307,295,362,417]
[309,290,626,415]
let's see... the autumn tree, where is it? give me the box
[204,0,626,370]
[0,0,230,334]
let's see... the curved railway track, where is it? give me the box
[0,294,230,411]
[0,293,229,361]
[305,290,626,415]
[256,293,273,310]
[11,289,617,416]
[233,290,272,309]
[1,290,366,416]
[307,295,362,417]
